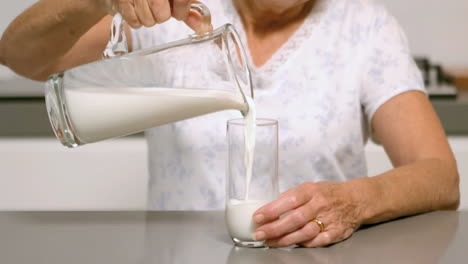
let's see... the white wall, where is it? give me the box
[377,0,468,67]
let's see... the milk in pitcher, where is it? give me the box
[65,87,247,143]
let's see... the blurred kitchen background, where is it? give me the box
[0,0,467,210]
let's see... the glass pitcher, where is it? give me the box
[45,1,253,148]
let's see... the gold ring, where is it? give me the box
[312,219,325,232]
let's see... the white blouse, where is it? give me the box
[131,0,425,210]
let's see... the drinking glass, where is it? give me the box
[225,118,279,247]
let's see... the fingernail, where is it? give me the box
[253,231,266,241]
[253,214,265,224]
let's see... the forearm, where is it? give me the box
[347,158,460,225]
[1,0,106,78]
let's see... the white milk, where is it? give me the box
[64,87,247,143]
[225,199,269,241]
[242,96,256,200]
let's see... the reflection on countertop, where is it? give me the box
[0,211,465,264]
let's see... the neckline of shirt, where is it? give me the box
[222,0,331,75]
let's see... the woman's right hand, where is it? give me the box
[98,0,202,29]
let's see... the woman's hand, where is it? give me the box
[252,182,363,248]
[98,0,201,29]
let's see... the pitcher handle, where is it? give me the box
[102,12,127,58]
[103,0,212,58]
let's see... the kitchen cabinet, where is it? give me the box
[0,138,148,210]
[0,136,466,210]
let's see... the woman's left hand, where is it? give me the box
[252,181,363,248]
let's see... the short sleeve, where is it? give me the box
[360,5,426,128]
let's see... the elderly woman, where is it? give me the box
[0,0,460,248]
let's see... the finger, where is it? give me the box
[184,9,205,31]
[300,226,355,248]
[171,0,190,21]
[134,0,157,27]
[253,185,312,225]
[254,203,318,241]
[148,0,172,24]
[265,220,321,248]
[119,2,141,28]
[300,230,336,248]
